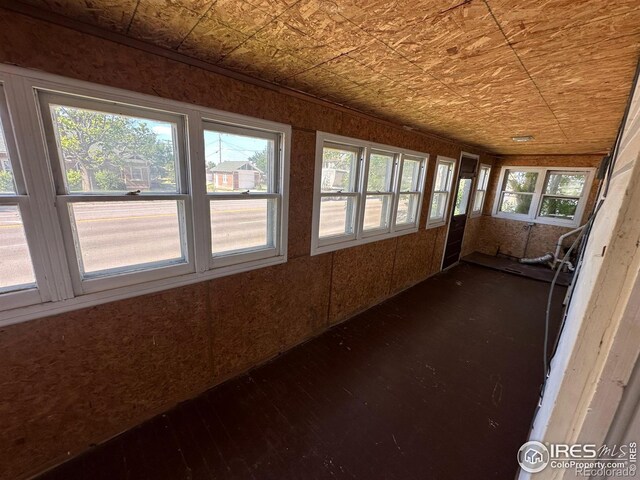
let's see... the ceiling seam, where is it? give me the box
[483,0,570,141]
[174,1,218,50]
[125,0,140,35]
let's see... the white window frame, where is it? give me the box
[492,166,594,227]
[426,155,456,228]
[0,64,290,326]
[470,163,491,218]
[311,132,428,256]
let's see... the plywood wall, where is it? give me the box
[0,9,497,480]
[462,154,603,258]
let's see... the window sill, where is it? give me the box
[311,226,419,256]
[0,253,286,327]
[426,220,446,229]
[492,213,583,228]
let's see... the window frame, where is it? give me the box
[426,155,456,229]
[311,132,428,256]
[470,163,491,218]
[0,64,290,325]
[492,166,595,227]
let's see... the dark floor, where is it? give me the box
[37,263,566,480]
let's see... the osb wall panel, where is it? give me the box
[0,9,499,480]
[0,283,212,480]
[466,154,603,258]
[209,254,332,381]
[328,238,397,324]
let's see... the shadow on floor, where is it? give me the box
[37,263,566,480]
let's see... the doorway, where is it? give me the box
[442,154,478,270]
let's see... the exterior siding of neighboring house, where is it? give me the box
[209,161,263,190]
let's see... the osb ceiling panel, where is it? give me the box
[15,0,640,154]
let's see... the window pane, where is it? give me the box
[70,201,185,276]
[473,190,485,212]
[430,192,448,220]
[435,162,453,192]
[319,195,356,238]
[0,206,35,291]
[478,166,490,190]
[454,178,473,216]
[366,152,394,192]
[504,170,538,193]
[204,129,273,193]
[0,119,16,194]
[321,145,357,193]
[500,192,533,214]
[539,196,579,219]
[396,193,420,225]
[544,172,587,197]
[210,198,275,254]
[363,194,391,231]
[400,159,421,191]
[49,104,179,193]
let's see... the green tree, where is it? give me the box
[248,149,268,174]
[66,169,83,191]
[94,169,126,191]
[0,170,14,192]
[51,106,175,191]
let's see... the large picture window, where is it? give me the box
[0,64,290,322]
[311,132,428,255]
[493,167,593,227]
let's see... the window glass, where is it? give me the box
[321,145,358,192]
[430,192,448,220]
[454,178,473,216]
[544,172,587,196]
[0,206,36,291]
[69,201,185,276]
[49,104,179,193]
[539,197,579,219]
[500,192,533,214]
[210,198,275,254]
[366,152,394,192]
[319,196,356,238]
[435,162,452,191]
[396,193,420,225]
[504,170,538,193]
[400,159,421,191]
[204,129,273,193]
[0,119,16,194]
[363,194,391,231]
[473,190,485,212]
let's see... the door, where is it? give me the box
[442,155,478,269]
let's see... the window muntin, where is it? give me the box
[471,165,490,216]
[493,167,592,226]
[203,121,281,260]
[39,92,191,288]
[312,133,427,254]
[427,157,455,226]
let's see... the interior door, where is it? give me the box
[442,155,478,269]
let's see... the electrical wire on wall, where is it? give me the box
[538,56,640,404]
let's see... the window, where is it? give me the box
[493,167,593,227]
[311,132,428,255]
[0,64,290,322]
[39,92,192,293]
[203,122,282,266]
[471,164,491,217]
[427,156,455,227]
[0,85,40,309]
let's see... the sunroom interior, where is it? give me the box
[1,1,639,479]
